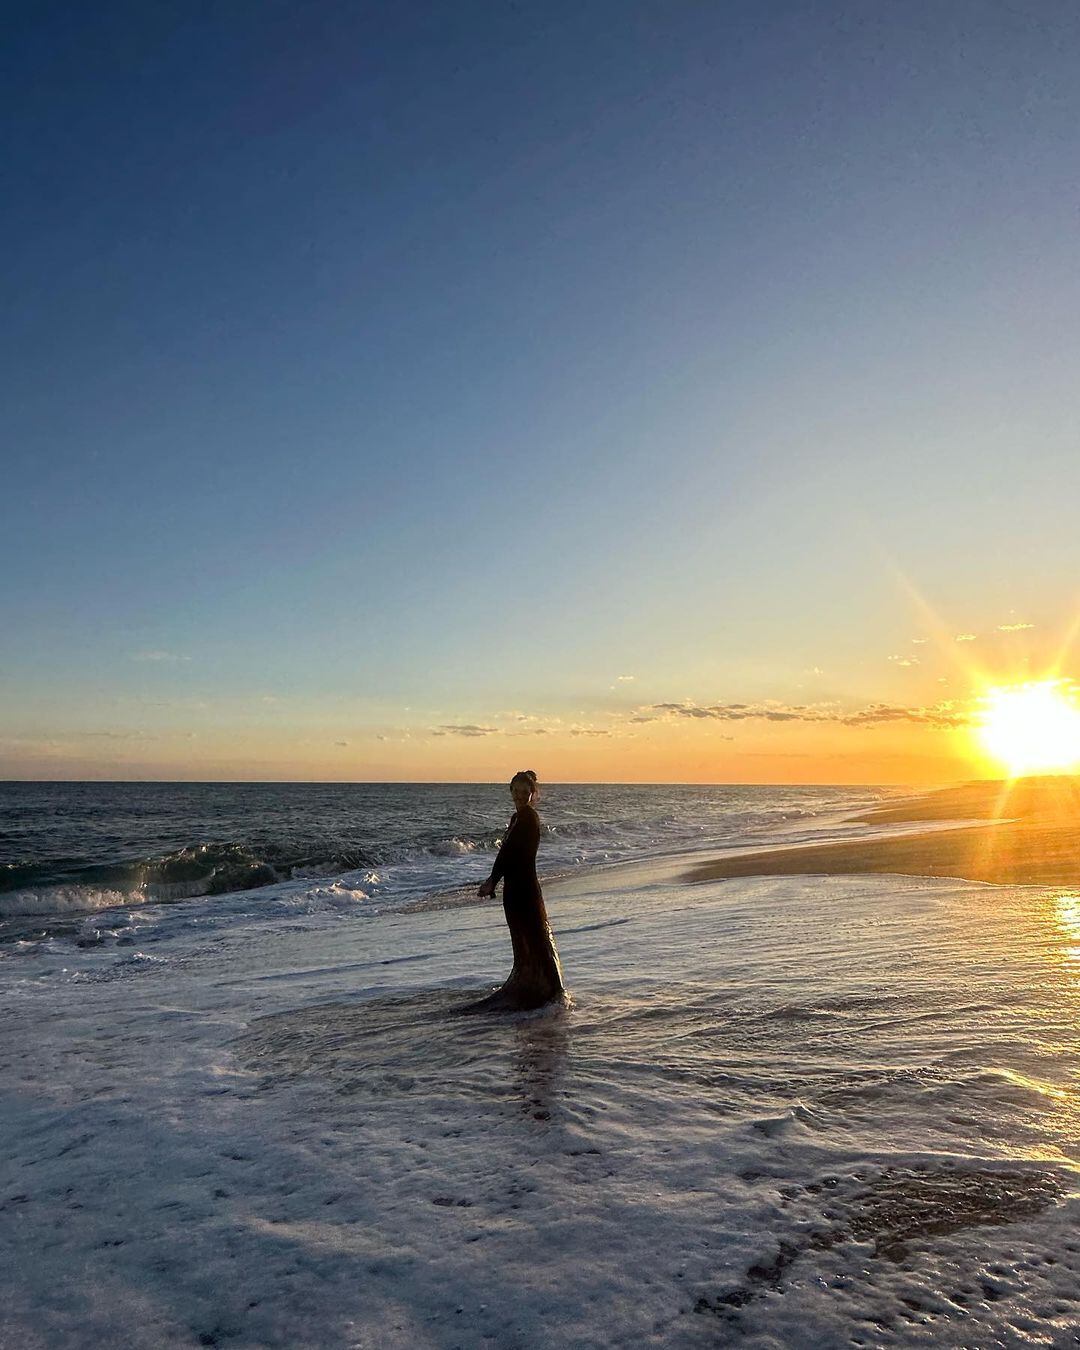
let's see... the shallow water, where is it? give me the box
[4,853,1079,1347]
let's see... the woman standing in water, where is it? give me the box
[469,770,564,1011]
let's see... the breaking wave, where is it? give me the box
[0,781,887,929]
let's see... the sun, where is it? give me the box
[975,680,1080,777]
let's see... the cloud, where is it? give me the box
[616,674,635,682]
[911,638,928,645]
[838,702,967,729]
[130,649,190,663]
[645,698,969,730]
[652,702,821,723]
[431,724,498,738]
[508,713,547,727]
[334,740,349,747]
[955,633,977,642]
[888,655,920,667]
[570,727,612,737]
[997,622,1034,632]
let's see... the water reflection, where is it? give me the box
[509,1004,571,1120]
[235,987,573,1122]
[1050,892,1080,972]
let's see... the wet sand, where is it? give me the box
[685,774,1080,888]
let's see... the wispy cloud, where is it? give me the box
[645,698,968,730]
[653,703,725,720]
[430,724,498,738]
[415,691,972,744]
[955,633,977,642]
[130,649,190,663]
[652,701,821,723]
[334,740,349,747]
[888,655,920,667]
[838,702,966,729]
[616,674,635,682]
[997,622,1034,632]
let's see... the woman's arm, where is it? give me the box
[479,813,518,896]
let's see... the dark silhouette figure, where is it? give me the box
[465,770,564,1012]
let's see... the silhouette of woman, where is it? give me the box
[467,770,564,1011]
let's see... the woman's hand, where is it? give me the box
[477,878,495,899]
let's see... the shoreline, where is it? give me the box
[684,774,1080,889]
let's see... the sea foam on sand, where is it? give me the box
[2,856,1079,1348]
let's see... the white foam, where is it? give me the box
[2,868,1078,1347]
[0,885,139,918]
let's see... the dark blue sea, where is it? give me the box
[0,781,885,947]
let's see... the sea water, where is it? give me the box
[2,783,1078,1347]
[0,780,884,943]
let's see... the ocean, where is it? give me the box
[2,781,1078,1348]
[0,780,884,946]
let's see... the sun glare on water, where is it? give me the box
[975,680,1080,777]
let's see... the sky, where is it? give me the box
[3,0,1080,784]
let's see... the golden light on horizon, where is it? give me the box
[975,680,1080,778]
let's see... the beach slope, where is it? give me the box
[684,775,1080,888]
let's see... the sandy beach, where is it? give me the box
[685,775,1080,890]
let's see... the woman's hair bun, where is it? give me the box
[511,768,539,788]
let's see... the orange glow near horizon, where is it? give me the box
[974,680,1080,778]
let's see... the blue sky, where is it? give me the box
[4,1,1080,780]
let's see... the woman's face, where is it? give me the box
[511,780,534,811]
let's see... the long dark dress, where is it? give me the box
[472,804,564,1010]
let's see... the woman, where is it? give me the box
[469,770,565,1011]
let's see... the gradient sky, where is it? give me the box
[4,1,1080,783]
